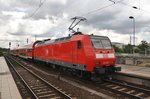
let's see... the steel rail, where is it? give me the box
[103,79,150,99]
[5,56,39,99]
[5,56,72,99]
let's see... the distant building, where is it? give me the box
[112,42,125,49]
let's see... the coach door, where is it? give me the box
[72,41,78,64]
[72,40,82,65]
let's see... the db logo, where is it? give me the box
[45,49,49,54]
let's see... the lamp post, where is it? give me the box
[129,16,135,54]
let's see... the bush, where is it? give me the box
[0,52,3,56]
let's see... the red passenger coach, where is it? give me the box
[11,44,33,59]
[10,49,19,56]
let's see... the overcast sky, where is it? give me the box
[0,0,150,48]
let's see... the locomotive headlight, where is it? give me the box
[111,61,114,64]
[108,54,115,58]
[96,62,100,65]
[96,54,103,58]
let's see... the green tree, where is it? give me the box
[0,47,9,56]
[113,45,124,53]
[123,44,132,53]
[138,40,149,54]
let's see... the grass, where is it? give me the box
[138,63,150,67]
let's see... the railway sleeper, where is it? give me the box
[50,96,61,99]
[30,82,44,85]
[37,91,53,95]
[21,90,28,93]
[34,89,49,92]
[31,86,47,90]
[134,92,144,97]
[29,84,45,87]
[126,90,136,94]
[20,88,27,91]
[38,93,56,98]
[106,84,115,87]
[30,85,44,88]
[146,96,150,99]
[112,86,121,89]
[118,88,127,91]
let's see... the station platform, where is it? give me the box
[116,64,150,78]
[0,57,21,99]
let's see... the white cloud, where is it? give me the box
[47,0,67,5]
[2,11,26,18]
[0,0,150,48]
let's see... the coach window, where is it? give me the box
[28,49,32,52]
[77,41,82,49]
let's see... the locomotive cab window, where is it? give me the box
[77,41,82,49]
[27,49,32,52]
[91,39,103,49]
[101,39,112,49]
[90,36,112,49]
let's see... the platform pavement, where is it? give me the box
[116,64,150,78]
[0,57,21,99]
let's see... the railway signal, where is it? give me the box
[9,42,11,48]
[27,38,28,44]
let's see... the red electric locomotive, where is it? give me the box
[11,33,120,79]
[32,33,120,77]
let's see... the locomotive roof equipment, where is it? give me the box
[68,16,87,34]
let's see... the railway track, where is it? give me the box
[101,79,150,99]
[112,72,150,88]
[5,55,150,99]
[5,56,72,99]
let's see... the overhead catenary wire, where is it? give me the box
[139,0,140,10]
[115,0,150,14]
[40,0,126,36]
[29,0,47,18]
[28,0,123,31]
[27,0,149,39]
[60,0,125,33]
[81,0,124,17]
[27,0,148,34]
[29,0,34,5]
[0,40,22,42]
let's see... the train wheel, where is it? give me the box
[90,73,102,83]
